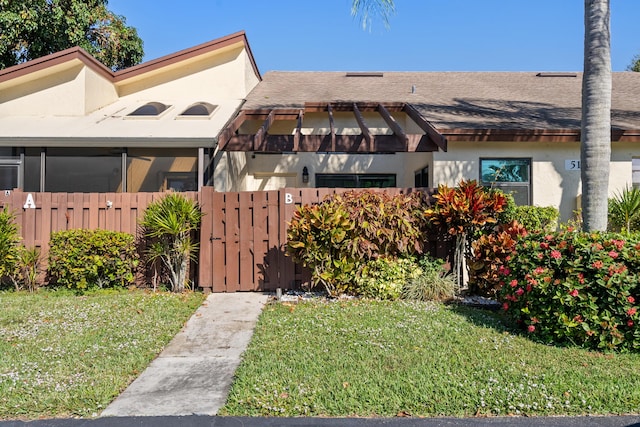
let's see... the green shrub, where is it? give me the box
[286,190,430,296]
[47,229,139,290]
[140,193,202,293]
[0,207,21,285]
[354,256,422,300]
[402,256,456,302]
[608,186,640,233]
[513,205,559,232]
[498,231,640,352]
[11,246,41,292]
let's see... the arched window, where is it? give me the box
[128,102,170,117]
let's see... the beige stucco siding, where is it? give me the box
[83,67,119,114]
[215,151,432,192]
[433,140,639,222]
[116,45,250,100]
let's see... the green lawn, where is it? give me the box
[220,299,640,417]
[0,289,205,420]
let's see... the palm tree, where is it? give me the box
[352,0,612,231]
[581,0,611,231]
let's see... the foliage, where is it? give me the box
[354,256,421,300]
[495,191,517,225]
[512,205,559,232]
[426,180,507,238]
[0,207,21,284]
[10,246,41,292]
[402,256,456,302]
[0,289,205,420]
[47,229,139,291]
[0,0,143,70]
[498,231,640,352]
[468,221,528,296]
[608,185,640,233]
[628,54,640,72]
[140,193,203,293]
[351,0,395,30]
[286,190,431,296]
[425,180,507,291]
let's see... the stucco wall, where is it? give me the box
[116,45,251,101]
[433,140,639,222]
[215,151,433,192]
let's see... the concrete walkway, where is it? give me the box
[101,292,270,417]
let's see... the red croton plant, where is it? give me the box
[426,180,507,289]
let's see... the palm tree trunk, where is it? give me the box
[581,0,611,231]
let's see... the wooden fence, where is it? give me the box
[0,187,452,292]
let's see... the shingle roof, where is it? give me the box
[243,71,640,131]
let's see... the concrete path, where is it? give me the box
[101,292,270,417]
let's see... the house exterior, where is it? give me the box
[3,31,640,224]
[0,31,261,194]
[215,71,640,221]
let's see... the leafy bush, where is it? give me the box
[140,193,203,293]
[47,229,139,290]
[11,246,41,292]
[608,186,640,233]
[513,205,559,232]
[426,180,507,238]
[498,231,640,352]
[425,180,507,291]
[402,256,456,302]
[286,190,430,296]
[468,221,528,296]
[354,256,422,300]
[0,207,20,285]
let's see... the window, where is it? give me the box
[127,102,171,117]
[414,166,429,187]
[480,158,531,205]
[178,102,217,118]
[316,174,396,188]
[45,148,122,192]
[633,158,640,189]
[0,158,20,190]
[127,148,197,192]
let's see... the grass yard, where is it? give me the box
[0,289,206,420]
[220,299,640,418]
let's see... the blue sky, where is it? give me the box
[108,0,640,74]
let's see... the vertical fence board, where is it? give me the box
[197,187,214,291]
[238,192,253,291]
[252,191,269,290]
[224,192,240,292]
[211,191,226,292]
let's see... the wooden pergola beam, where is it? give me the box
[352,103,372,151]
[327,103,336,152]
[377,103,408,149]
[217,110,246,150]
[253,110,275,150]
[403,104,447,152]
[293,109,304,151]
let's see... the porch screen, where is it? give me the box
[480,158,531,205]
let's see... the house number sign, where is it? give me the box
[565,160,581,171]
[285,193,294,204]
